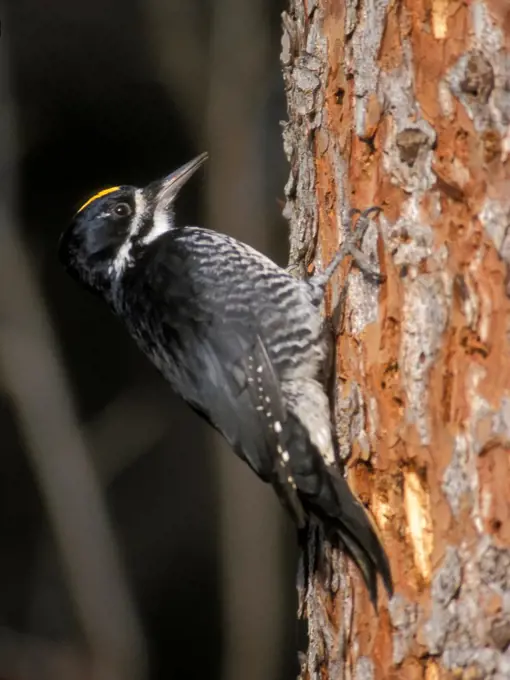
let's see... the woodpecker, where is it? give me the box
[58,153,393,606]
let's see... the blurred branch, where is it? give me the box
[87,381,172,483]
[143,0,206,136]
[0,30,146,680]
[0,628,91,680]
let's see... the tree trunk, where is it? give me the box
[282,1,510,678]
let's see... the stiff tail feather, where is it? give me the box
[327,471,393,607]
[302,463,393,608]
[280,413,393,608]
[315,469,393,607]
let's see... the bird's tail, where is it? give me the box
[284,416,393,607]
[277,410,392,607]
[306,465,393,608]
[320,469,393,608]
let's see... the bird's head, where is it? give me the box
[58,153,208,296]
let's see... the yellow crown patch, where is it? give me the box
[76,186,121,214]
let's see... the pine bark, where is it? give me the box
[281,1,510,678]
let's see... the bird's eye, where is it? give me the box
[113,202,132,218]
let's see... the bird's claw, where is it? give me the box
[309,206,384,303]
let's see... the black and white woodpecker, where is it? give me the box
[58,153,393,606]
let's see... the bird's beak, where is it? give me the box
[154,152,208,207]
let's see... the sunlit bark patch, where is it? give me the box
[431,0,449,40]
[404,469,434,584]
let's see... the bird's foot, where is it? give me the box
[308,206,385,305]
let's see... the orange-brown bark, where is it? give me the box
[283,0,510,677]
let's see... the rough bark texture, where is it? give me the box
[282,1,510,678]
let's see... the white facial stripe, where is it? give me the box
[110,189,146,278]
[141,188,173,245]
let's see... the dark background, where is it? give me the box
[0,1,300,679]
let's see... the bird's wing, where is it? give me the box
[136,233,307,525]
[189,326,306,527]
